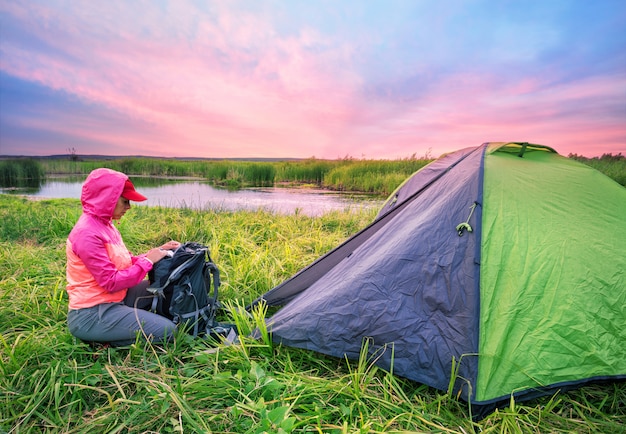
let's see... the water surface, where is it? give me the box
[4,177,384,216]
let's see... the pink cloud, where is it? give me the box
[352,71,626,158]
[1,1,624,159]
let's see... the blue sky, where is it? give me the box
[1,0,624,158]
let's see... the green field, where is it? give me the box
[1,195,624,433]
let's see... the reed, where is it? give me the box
[323,158,431,194]
[1,194,624,433]
[36,156,434,194]
[0,158,46,188]
[29,153,626,200]
[569,153,626,186]
[275,159,336,184]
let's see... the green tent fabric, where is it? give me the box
[251,142,625,415]
[478,144,625,401]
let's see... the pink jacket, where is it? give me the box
[66,168,153,309]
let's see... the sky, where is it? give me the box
[0,1,625,159]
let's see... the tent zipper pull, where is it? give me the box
[456,202,478,236]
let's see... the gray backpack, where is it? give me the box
[148,242,220,337]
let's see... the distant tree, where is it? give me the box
[67,147,79,162]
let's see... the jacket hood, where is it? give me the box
[81,168,128,220]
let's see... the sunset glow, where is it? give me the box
[1,1,624,159]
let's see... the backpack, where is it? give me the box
[148,242,220,337]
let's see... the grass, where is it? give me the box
[568,153,626,187]
[34,157,433,195]
[1,194,625,433]
[0,159,45,188]
[4,153,625,199]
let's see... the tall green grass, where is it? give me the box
[1,195,624,433]
[29,152,626,198]
[0,158,46,188]
[275,159,336,184]
[323,158,429,194]
[37,157,433,195]
[569,153,626,186]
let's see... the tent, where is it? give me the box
[250,142,626,414]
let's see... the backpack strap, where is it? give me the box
[149,294,159,313]
[147,254,198,294]
[204,261,221,314]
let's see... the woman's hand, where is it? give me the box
[159,240,181,250]
[146,248,170,264]
[145,241,180,264]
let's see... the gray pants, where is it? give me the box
[67,281,176,347]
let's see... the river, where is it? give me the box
[2,177,384,217]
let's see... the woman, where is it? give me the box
[66,168,179,347]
